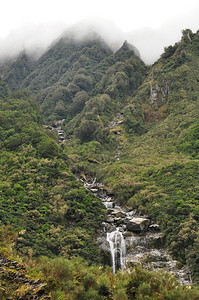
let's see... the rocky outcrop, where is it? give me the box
[0,254,51,299]
[126,217,150,232]
[45,119,65,143]
[77,174,192,284]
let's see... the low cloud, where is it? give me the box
[0,11,198,65]
[0,21,67,62]
[127,7,199,64]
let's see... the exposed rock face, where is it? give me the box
[77,174,193,284]
[0,254,51,299]
[126,218,150,232]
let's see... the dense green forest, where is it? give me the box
[0,29,199,298]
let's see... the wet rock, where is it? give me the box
[149,224,161,232]
[106,197,114,202]
[106,217,115,223]
[90,188,99,193]
[126,218,150,232]
[111,211,126,218]
[126,210,136,217]
[122,225,126,231]
[114,218,124,226]
[106,189,114,197]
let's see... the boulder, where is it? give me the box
[149,224,161,232]
[114,218,124,226]
[90,188,98,193]
[106,197,114,202]
[127,210,136,217]
[106,217,115,223]
[111,211,126,218]
[126,218,150,232]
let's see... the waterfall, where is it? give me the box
[107,228,126,273]
[104,202,114,209]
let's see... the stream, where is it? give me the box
[48,119,192,285]
[79,175,192,285]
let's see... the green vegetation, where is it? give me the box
[127,162,199,279]
[179,120,199,158]
[64,30,199,281]
[0,94,105,262]
[1,29,199,297]
[1,227,199,299]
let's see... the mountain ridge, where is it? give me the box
[0,28,199,298]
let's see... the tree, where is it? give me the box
[75,120,98,143]
[55,100,66,116]
[70,91,88,115]
[37,138,59,158]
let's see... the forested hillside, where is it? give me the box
[0,29,199,298]
[65,29,199,279]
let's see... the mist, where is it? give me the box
[127,6,199,64]
[0,11,198,65]
[0,22,67,62]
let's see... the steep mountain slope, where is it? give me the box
[0,79,9,98]
[1,34,145,125]
[66,29,199,279]
[0,90,105,263]
[64,40,147,141]
[1,28,199,297]
[0,52,34,91]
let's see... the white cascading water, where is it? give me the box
[107,228,126,273]
[104,202,114,209]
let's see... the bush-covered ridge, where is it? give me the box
[0,29,199,297]
[0,94,105,262]
[64,30,199,281]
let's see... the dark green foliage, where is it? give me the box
[0,96,105,262]
[75,120,99,143]
[65,30,199,282]
[126,162,199,280]
[38,260,199,299]
[69,90,89,115]
[12,37,113,121]
[2,29,199,296]
[0,79,9,99]
[0,52,34,91]
[37,138,59,158]
[161,43,179,59]
[179,120,199,158]
[0,97,48,151]
[123,106,146,135]
[63,50,146,139]
[1,36,146,126]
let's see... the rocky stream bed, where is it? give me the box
[79,175,192,285]
[48,119,193,285]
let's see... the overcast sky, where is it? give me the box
[0,0,199,63]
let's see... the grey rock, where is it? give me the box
[90,188,98,193]
[149,224,160,232]
[111,211,126,218]
[126,218,150,232]
[106,217,115,223]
